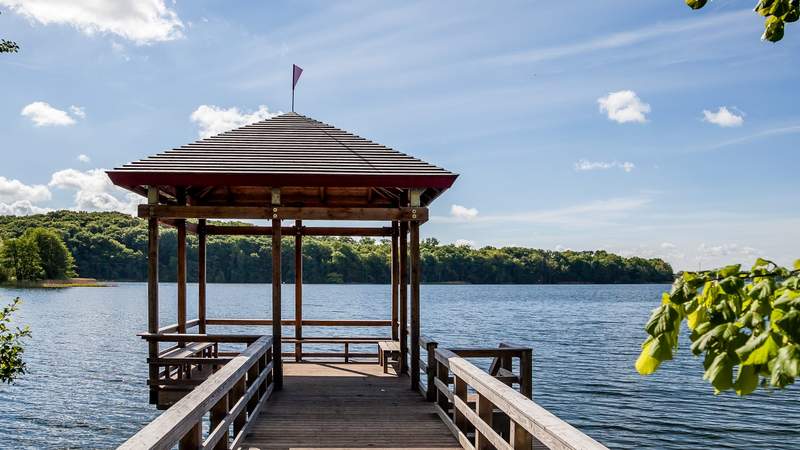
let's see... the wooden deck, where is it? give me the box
[241,362,460,449]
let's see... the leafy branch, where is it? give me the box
[636,258,800,395]
[1,297,30,383]
[686,0,799,42]
[0,11,18,53]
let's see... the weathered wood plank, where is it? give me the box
[138,204,428,221]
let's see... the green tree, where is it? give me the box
[636,258,800,395]
[1,236,43,281]
[0,298,30,383]
[1,11,19,53]
[24,228,76,279]
[686,0,799,42]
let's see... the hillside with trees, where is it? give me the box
[0,211,673,284]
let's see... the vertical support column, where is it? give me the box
[271,188,283,390]
[409,189,422,391]
[294,219,303,362]
[147,186,160,405]
[176,187,187,338]
[399,220,409,374]
[476,394,495,450]
[410,220,421,391]
[391,221,399,341]
[198,219,207,334]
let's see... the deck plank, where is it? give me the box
[241,362,460,449]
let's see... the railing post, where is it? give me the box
[436,359,449,414]
[453,375,468,432]
[210,393,229,450]
[520,348,532,399]
[232,376,247,436]
[475,394,494,450]
[425,341,437,401]
[178,422,202,450]
[511,421,533,450]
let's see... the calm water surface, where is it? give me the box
[0,283,798,449]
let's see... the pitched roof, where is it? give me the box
[107,112,458,191]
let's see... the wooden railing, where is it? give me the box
[206,318,392,362]
[120,335,275,450]
[433,347,608,450]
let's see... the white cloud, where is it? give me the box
[49,168,139,214]
[597,90,650,124]
[454,239,475,248]
[450,204,479,221]
[190,105,281,139]
[69,105,86,119]
[0,0,183,45]
[574,159,635,173]
[0,176,52,203]
[703,106,744,128]
[0,200,51,216]
[697,243,759,259]
[77,154,91,163]
[21,101,76,126]
[660,242,677,250]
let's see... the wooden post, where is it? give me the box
[147,186,159,405]
[178,422,202,450]
[399,220,408,374]
[410,220,421,391]
[425,340,438,401]
[210,393,228,450]
[271,188,283,390]
[453,376,468,432]
[476,394,494,450]
[176,187,187,339]
[391,221,399,341]
[294,219,303,362]
[198,219,207,334]
[520,349,533,400]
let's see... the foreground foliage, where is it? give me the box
[0,298,30,383]
[686,0,799,42]
[636,258,800,395]
[0,211,673,284]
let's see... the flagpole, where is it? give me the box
[292,88,295,112]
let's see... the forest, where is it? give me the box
[0,211,674,284]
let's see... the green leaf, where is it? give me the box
[794,259,800,270]
[775,310,800,342]
[685,0,708,9]
[740,332,780,366]
[769,345,800,387]
[644,303,680,336]
[734,364,759,395]
[635,338,661,375]
[704,352,734,393]
[763,15,785,42]
[719,264,741,277]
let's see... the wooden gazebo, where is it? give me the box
[108,112,457,397]
[111,113,606,450]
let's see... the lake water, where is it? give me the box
[0,283,798,449]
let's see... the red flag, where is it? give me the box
[292,64,303,90]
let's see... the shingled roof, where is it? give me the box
[108,113,457,208]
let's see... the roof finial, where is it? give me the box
[292,64,303,113]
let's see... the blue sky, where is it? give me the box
[0,1,798,271]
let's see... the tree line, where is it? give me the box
[0,211,674,284]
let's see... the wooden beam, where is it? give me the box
[410,220,421,391]
[139,205,428,222]
[294,220,302,363]
[399,220,409,375]
[198,219,207,334]
[159,218,199,235]
[203,225,392,237]
[176,187,188,341]
[271,211,283,389]
[391,222,399,341]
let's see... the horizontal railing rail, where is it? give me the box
[205,318,392,327]
[433,348,608,450]
[120,335,275,450]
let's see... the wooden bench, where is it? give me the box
[378,340,400,373]
[155,342,216,380]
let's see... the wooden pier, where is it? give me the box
[109,113,609,450]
